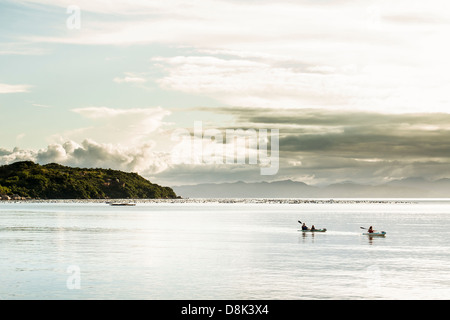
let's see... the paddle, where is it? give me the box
[298,220,311,231]
[360,226,385,233]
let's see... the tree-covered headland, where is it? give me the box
[0,161,177,200]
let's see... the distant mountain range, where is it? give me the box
[173,178,450,198]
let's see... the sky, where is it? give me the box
[1,0,450,187]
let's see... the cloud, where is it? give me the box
[12,0,450,114]
[0,42,49,56]
[153,55,350,108]
[25,0,447,45]
[152,53,450,113]
[0,83,31,94]
[113,72,147,84]
[215,107,450,158]
[31,103,52,108]
[69,106,171,145]
[0,147,36,163]
[0,139,171,177]
[173,107,450,185]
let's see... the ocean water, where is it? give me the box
[1,200,450,300]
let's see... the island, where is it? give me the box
[0,161,177,200]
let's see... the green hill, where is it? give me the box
[0,161,177,199]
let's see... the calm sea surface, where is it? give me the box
[1,200,450,300]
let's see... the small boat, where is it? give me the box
[109,202,136,206]
[363,231,386,237]
[301,228,327,232]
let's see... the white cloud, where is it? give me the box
[69,106,171,145]
[29,1,370,48]
[0,139,171,177]
[0,83,31,94]
[0,147,36,163]
[0,42,49,55]
[150,55,398,112]
[113,72,147,84]
[20,0,450,114]
[24,1,450,54]
[61,139,170,175]
[152,51,450,113]
[0,106,175,180]
[31,103,52,108]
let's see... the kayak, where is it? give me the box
[301,228,327,232]
[363,231,386,237]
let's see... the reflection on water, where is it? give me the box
[1,226,123,233]
[364,234,386,245]
[299,231,317,243]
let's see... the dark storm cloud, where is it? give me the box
[210,106,450,128]
[188,107,450,185]
[203,107,450,159]
[280,130,450,158]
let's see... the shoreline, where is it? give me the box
[0,198,420,204]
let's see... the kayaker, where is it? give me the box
[368,226,374,233]
[311,225,316,231]
[301,223,309,231]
